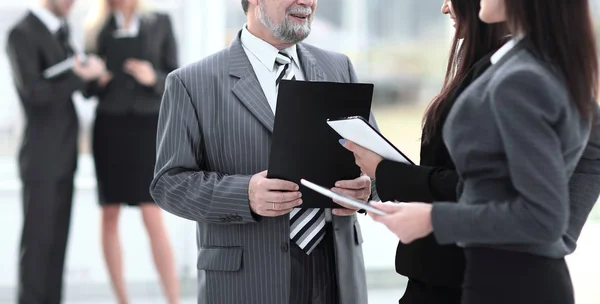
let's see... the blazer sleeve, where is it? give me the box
[150,14,178,96]
[431,68,573,245]
[150,72,258,224]
[563,106,600,251]
[375,160,459,202]
[6,27,85,107]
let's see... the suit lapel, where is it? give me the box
[27,13,66,62]
[229,34,275,133]
[297,43,325,81]
[137,13,153,60]
[228,35,326,132]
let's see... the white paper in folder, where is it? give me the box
[43,53,87,79]
[327,116,414,164]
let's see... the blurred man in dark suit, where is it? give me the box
[6,0,106,303]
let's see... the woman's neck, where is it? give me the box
[117,8,136,29]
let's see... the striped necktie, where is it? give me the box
[275,51,297,87]
[275,51,327,255]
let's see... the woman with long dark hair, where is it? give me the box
[359,0,599,303]
[340,0,506,303]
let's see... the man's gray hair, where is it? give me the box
[242,0,249,14]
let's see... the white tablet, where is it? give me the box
[300,179,388,215]
[327,116,414,165]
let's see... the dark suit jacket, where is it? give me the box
[83,12,178,115]
[6,12,85,181]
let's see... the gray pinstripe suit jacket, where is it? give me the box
[151,33,369,304]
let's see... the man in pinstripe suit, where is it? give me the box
[151,0,375,303]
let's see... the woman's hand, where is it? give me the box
[124,58,156,86]
[341,139,383,178]
[368,201,434,244]
[98,71,113,87]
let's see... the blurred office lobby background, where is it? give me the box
[0,0,599,303]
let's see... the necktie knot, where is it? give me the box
[56,23,73,56]
[57,24,69,42]
[275,51,296,87]
[275,51,292,66]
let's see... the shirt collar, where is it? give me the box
[30,6,62,34]
[491,34,525,64]
[241,24,301,72]
[113,11,141,37]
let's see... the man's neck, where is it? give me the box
[40,1,61,18]
[246,19,294,51]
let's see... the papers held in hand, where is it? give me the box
[327,116,414,164]
[43,53,88,79]
[43,57,75,79]
[300,179,388,215]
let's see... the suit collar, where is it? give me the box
[297,43,325,81]
[30,6,62,34]
[112,11,142,37]
[229,30,324,133]
[25,12,69,61]
[491,34,525,65]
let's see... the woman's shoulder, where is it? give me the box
[486,50,582,126]
[142,11,172,24]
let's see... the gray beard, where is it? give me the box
[258,4,313,44]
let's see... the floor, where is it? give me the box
[66,289,403,303]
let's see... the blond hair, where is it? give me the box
[83,0,151,52]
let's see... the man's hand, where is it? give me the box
[73,54,106,81]
[124,58,157,86]
[331,175,371,216]
[249,171,303,217]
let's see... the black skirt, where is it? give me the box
[92,112,158,206]
[399,278,461,304]
[462,247,574,304]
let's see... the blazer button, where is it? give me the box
[280,243,289,252]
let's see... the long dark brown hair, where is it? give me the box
[422,0,506,142]
[504,0,599,120]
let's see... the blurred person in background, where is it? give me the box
[83,0,179,303]
[339,0,507,303]
[6,0,107,303]
[356,0,600,303]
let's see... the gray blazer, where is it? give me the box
[430,38,597,259]
[151,32,369,304]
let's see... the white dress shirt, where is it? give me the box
[490,35,524,65]
[30,6,62,34]
[113,11,141,38]
[240,25,306,113]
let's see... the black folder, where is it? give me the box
[105,36,143,76]
[267,80,374,209]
